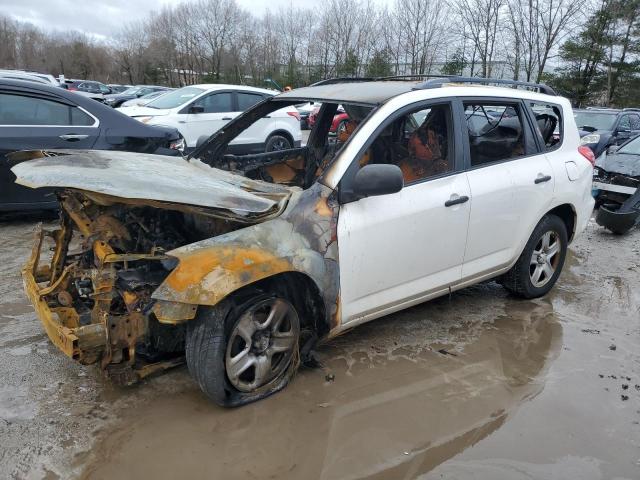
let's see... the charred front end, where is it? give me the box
[15,150,295,384]
[22,190,239,383]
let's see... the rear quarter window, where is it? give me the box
[237,92,265,111]
[529,101,563,151]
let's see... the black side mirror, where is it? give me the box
[189,105,205,114]
[352,164,403,198]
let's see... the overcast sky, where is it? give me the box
[8,0,386,39]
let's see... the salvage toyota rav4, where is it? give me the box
[14,77,594,406]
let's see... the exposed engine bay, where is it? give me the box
[28,189,254,384]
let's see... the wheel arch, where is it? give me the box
[229,271,329,337]
[546,203,577,242]
[151,215,339,335]
[267,129,295,147]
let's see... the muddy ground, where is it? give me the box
[0,213,638,480]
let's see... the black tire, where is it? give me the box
[186,293,301,407]
[500,214,568,299]
[265,134,292,152]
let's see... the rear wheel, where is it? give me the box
[186,294,301,407]
[265,134,292,152]
[500,214,568,299]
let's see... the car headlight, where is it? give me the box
[169,137,185,152]
[135,116,155,124]
[581,134,600,145]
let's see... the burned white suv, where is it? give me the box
[14,77,594,406]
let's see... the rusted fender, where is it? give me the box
[151,184,340,327]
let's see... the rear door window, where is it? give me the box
[0,93,95,126]
[237,92,265,111]
[197,92,233,113]
[529,101,563,150]
[463,102,527,167]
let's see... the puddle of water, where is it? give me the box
[80,298,562,480]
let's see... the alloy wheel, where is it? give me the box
[529,230,561,288]
[225,298,299,392]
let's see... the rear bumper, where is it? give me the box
[22,225,107,362]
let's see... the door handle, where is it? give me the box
[534,174,552,184]
[222,117,232,120]
[444,195,469,207]
[59,134,89,141]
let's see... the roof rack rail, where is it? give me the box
[414,76,557,96]
[622,107,640,112]
[311,74,454,86]
[374,74,454,81]
[310,77,376,86]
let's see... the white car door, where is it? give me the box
[230,91,269,148]
[183,91,234,147]
[461,100,554,280]
[337,101,471,325]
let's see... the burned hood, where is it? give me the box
[599,152,640,178]
[10,150,292,215]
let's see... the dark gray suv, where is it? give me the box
[575,108,640,157]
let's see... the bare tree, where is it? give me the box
[196,0,242,80]
[454,0,506,77]
[535,0,586,81]
[394,0,447,75]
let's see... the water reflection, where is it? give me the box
[83,296,562,480]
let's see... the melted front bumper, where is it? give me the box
[22,224,107,363]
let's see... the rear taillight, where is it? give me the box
[578,145,595,166]
[287,111,301,121]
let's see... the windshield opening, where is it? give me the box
[146,87,205,109]
[574,112,616,131]
[122,87,142,95]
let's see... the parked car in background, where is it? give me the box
[0,69,59,87]
[108,84,132,94]
[307,104,350,134]
[575,108,640,157]
[593,135,640,234]
[104,85,170,108]
[119,89,173,108]
[0,71,51,86]
[296,101,318,129]
[119,84,301,153]
[0,79,184,212]
[63,80,112,95]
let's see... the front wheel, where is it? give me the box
[186,294,301,407]
[500,214,568,299]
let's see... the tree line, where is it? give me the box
[0,0,639,107]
